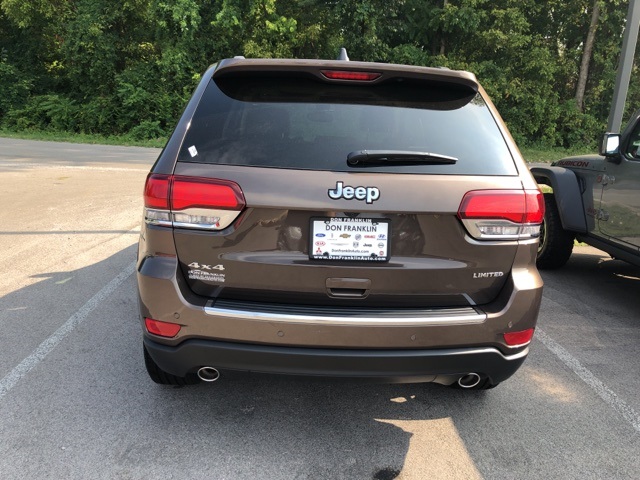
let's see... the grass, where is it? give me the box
[0,128,167,148]
[519,145,597,163]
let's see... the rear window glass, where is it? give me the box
[178,75,517,175]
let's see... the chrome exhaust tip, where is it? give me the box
[457,373,481,389]
[197,366,221,382]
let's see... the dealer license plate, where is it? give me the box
[310,217,390,262]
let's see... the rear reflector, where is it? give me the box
[321,70,382,81]
[145,318,181,338]
[457,189,544,240]
[143,174,246,230]
[504,328,535,346]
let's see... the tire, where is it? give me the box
[536,193,575,270]
[143,346,200,385]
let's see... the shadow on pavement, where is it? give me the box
[2,244,639,479]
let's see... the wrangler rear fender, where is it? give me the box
[530,166,587,233]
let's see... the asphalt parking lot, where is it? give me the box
[1,137,639,479]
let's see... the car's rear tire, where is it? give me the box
[143,345,200,385]
[536,193,575,270]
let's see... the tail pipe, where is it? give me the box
[197,366,221,382]
[457,373,481,389]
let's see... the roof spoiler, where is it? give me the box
[212,58,479,93]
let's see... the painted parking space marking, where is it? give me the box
[0,162,149,172]
[0,262,136,401]
[537,327,640,434]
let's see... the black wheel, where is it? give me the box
[536,193,574,270]
[143,346,200,385]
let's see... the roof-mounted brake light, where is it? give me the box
[320,70,381,82]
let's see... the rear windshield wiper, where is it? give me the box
[347,150,458,167]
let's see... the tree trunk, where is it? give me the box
[576,0,601,112]
[440,0,448,56]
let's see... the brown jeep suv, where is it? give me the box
[137,53,544,390]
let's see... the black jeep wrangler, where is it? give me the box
[532,110,640,269]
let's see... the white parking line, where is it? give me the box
[0,162,149,172]
[536,328,640,433]
[0,262,136,400]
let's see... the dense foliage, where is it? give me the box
[0,0,637,147]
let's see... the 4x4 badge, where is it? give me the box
[188,262,225,271]
[328,181,380,204]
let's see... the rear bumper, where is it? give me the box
[144,336,529,385]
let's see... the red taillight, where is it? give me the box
[504,328,535,346]
[458,190,539,223]
[143,174,246,229]
[457,189,544,240]
[144,174,171,209]
[320,70,382,81]
[145,318,181,338]
[171,176,245,211]
[524,189,545,223]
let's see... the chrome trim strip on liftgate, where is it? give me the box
[204,302,486,327]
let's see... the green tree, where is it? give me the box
[0,0,637,145]
[211,0,299,58]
